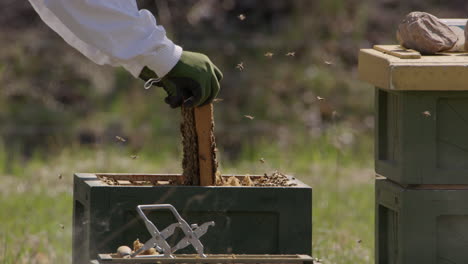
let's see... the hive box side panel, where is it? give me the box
[436,97,468,170]
[73,174,94,264]
[437,215,468,264]
[375,90,468,184]
[107,186,312,255]
[375,179,402,264]
[375,89,407,183]
[376,179,468,263]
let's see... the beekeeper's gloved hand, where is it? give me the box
[140,51,223,108]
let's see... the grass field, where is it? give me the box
[0,134,375,264]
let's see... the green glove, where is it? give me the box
[140,51,223,108]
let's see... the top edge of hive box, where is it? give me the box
[73,173,312,189]
[358,45,468,91]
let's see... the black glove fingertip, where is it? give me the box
[165,96,183,108]
[182,97,195,108]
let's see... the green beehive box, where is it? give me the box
[72,173,312,264]
[376,178,468,264]
[375,88,468,184]
[359,46,468,184]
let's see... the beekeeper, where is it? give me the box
[28,0,223,108]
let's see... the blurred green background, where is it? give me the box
[1,0,467,263]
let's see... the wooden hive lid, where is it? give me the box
[358,45,468,91]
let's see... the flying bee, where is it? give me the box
[332,111,339,119]
[286,52,296,57]
[238,14,246,21]
[115,136,126,142]
[236,62,244,71]
[244,115,255,120]
[259,158,265,163]
[264,52,274,58]
[422,111,431,117]
[317,96,324,101]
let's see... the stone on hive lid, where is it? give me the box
[448,26,465,52]
[397,12,458,54]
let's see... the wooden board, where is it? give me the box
[96,173,184,185]
[194,103,217,186]
[373,45,421,59]
[97,254,315,263]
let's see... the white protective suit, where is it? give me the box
[28,0,183,78]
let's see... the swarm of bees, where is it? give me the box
[133,239,158,255]
[115,239,159,258]
[224,176,241,186]
[216,171,296,187]
[255,171,297,187]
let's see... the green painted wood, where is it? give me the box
[376,179,468,264]
[375,88,468,184]
[72,173,312,264]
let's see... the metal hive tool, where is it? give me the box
[130,204,215,259]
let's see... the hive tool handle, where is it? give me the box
[171,221,215,257]
[133,204,214,258]
[133,204,180,258]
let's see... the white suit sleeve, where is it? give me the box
[28,0,182,78]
